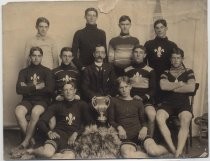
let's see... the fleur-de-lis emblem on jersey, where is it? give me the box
[31,73,40,85]
[154,46,164,57]
[66,113,75,125]
[131,72,142,82]
[62,75,72,83]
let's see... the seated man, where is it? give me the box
[14,47,54,149]
[156,47,196,157]
[81,44,116,120]
[52,47,80,101]
[124,45,156,137]
[108,76,168,158]
[26,82,93,159]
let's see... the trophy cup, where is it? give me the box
[92,96,110,123]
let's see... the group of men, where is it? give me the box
[12,7,196,159]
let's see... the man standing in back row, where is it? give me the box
[72,7,107,71]
[144,19,177,105]
[108,15,139,77]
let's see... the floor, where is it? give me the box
[3,129,209,160]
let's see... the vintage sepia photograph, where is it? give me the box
[2,0,208,160]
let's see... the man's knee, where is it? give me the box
[120,144,136,158]
[31,105,45,119]
[145,106,156,121]
[15,105,27,118]
[179,111,192,126]
[144,138,159,156]
[156,110,168,125]
[42,144,56,158]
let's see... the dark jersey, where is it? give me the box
[125,62,156,103]
[52,63,80,96]
[16,64,54,102]
[37,100,93,135]
[72,24,107,70]
[108,97,147,140]
[144,36,177,79]
[160,68,195,106]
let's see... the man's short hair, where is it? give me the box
[132,44,146,54]
[154,19,167,28]
[29,47,43,56]
[171,47,184,58]
[85,7,98,17]
[63,81,77,90]
[119,15,131,23]
[94,44,105,53]
[60,47,72,56]
[116,76,131,89]
[36,17,50,28]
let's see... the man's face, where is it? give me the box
[133,48,146,63]
[61,51,73,65]
[85,11,97,25]
[154,23,167,38]
[171,53,183,68]
[63,84,76,101]
[30,50,43,65]
[93,46,106,63]
[36,22,49,37]
[119,20,131,34]
[118,81,132,98]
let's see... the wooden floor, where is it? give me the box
[3,129,209,160]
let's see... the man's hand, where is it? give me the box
[138,127,147,141]
[117,126,127,139]
[48,131,60,140]
[35,82,45,90]
[74,95,80,100]
[133,95,143,101]
[56,95,64,101]
[20,82,27,86]
[68,132,78,145]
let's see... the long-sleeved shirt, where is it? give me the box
[125,62,156,103]
[108,35,139,76]
[108,97,147,140]
[72,24,107,70]
[160,67,195,106]
[52,63,80,97]
[37,100,94,135]
[144,36,177,79]
[16,64,54,102]
[24,34,59,69]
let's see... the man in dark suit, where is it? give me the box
[82,44,116,101]
[81,44,116,121]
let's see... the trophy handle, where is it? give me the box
[105,96,110,106]
[91,97,97,107]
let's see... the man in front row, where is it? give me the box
[156,48,196,157]
[15,47,54,149]
[108,76,168,158]
[27,82,93,159]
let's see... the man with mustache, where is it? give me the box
[81,44,116,121]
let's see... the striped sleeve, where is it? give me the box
[187,69,195,80]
